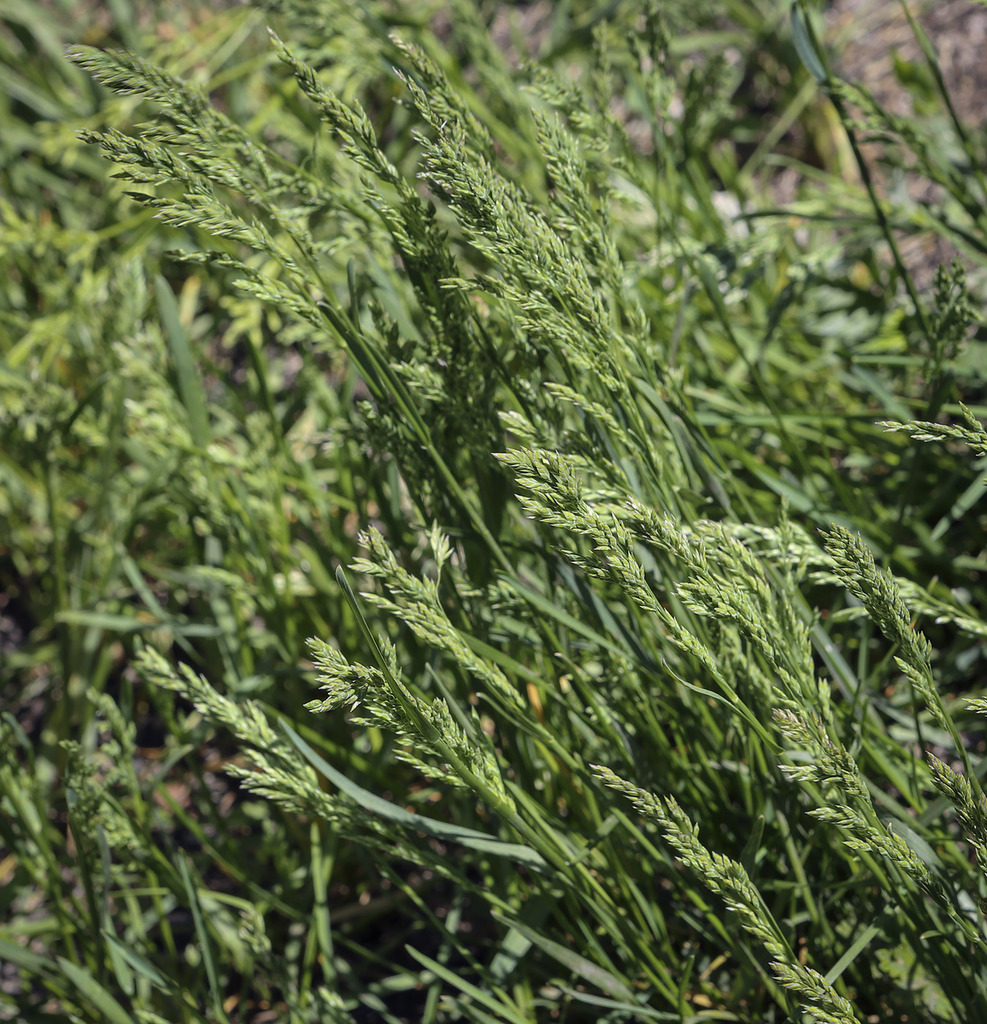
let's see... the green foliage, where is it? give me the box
[3,1,987,1022]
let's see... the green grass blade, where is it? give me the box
[281,721,548,869]
[55,957,135,1024]
[155,274,211,450]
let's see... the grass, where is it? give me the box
[2,0,986,1021]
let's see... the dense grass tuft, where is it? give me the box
[3,2,986,1021]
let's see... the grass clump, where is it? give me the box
[2,1,987,1021]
